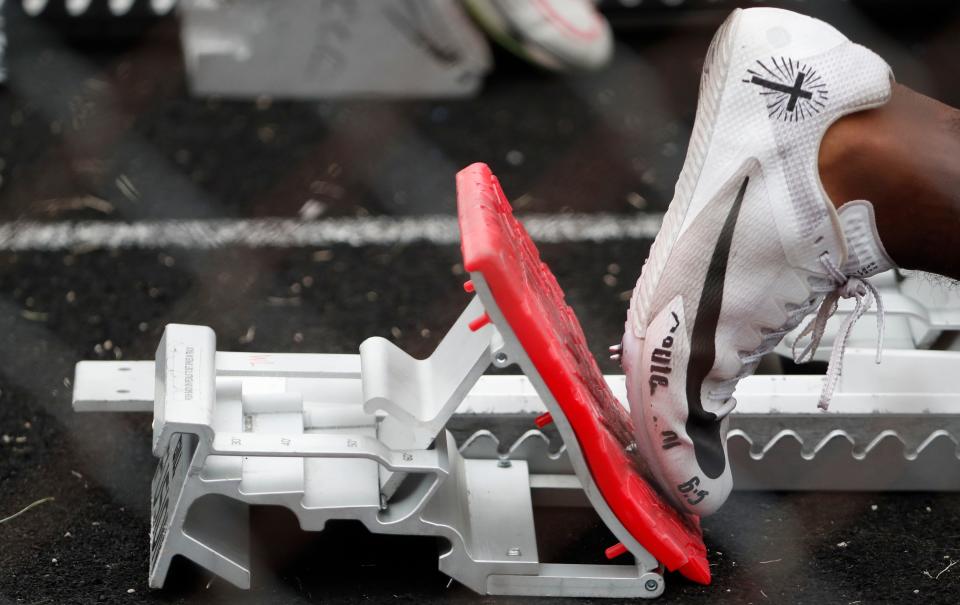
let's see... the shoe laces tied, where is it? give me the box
[792,253,885,411]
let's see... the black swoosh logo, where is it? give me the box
[685,176,749,479]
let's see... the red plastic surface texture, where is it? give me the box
[456,163,710,585]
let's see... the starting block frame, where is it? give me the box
[76,312,667,598]
[72,164,960,599]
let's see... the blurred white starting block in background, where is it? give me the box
[19,0,492,98]
[72,165,960,599]
[177,0,493,98]
[18,0,618,98]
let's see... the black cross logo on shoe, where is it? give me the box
[751,72,811,112]
[743,57,829,122]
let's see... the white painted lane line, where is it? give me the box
[0,214,664,250]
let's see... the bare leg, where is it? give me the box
[819,83,960,280]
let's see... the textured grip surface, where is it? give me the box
[456,162,710,584]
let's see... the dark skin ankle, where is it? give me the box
[819,83,960,280]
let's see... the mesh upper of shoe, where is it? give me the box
[631,8,893,339]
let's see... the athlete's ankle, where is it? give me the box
[819,84,960,278]
[818,100,889,213]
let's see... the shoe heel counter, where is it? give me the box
[736,7,849,56]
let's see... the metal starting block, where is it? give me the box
[72,164,960,599]
[177,0,491,99]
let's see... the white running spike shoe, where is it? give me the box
[623,7,895,516]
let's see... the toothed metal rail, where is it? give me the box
[447,346,960,493]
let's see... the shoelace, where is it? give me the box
[792,253,885,410]
[706,253,885,416]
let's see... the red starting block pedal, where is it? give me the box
[457,162,710,584]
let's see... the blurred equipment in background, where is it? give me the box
[22,0,175,17]
[13,0,615,98]
[463,0,613,71]
[17,0,174,41]
[178,0,491,99]
[0,0,6,83]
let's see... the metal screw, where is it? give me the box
[507,547,521,557]
[644,579,659,592]
[494,351,508,365]
[497,458,512,468]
